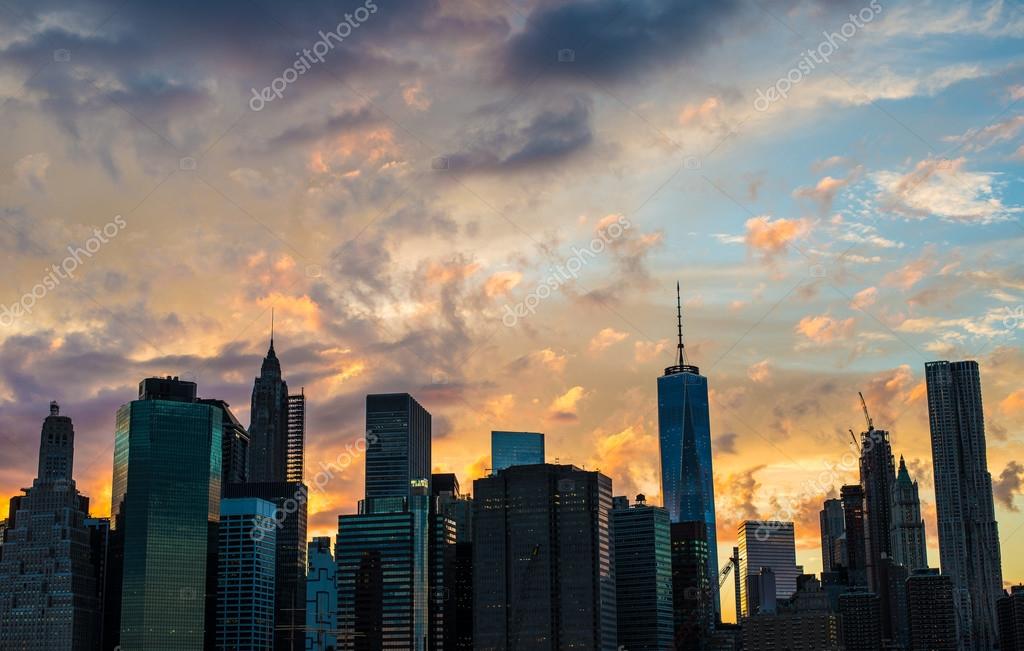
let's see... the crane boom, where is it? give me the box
[858,391,873,431]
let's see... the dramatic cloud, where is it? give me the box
[744,216,807,263]
[994,461,1024,512]
[589,327,629,352]
[874,158,1020,224]
[795,314,856,346]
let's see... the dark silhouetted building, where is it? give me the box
[473,464,616,651]
[906,568,956,651]
[998,584,1024,651]
[217,497,276,650]
[365,393,431,500]
[612,494,673,650]
[490,430,544,472]
[838,590,881,651]
[672,520,711,650]
[432,473,472,650]
[840,484,868,586]
[741,576,839,651]
[199,398,250,488]
[0,402,98,650]
[659,285,719,617]
[249,336,290,483]
[84,517,111,651]
[820,498,845,573]
[858,424,896,598]
[926,360,1003,651]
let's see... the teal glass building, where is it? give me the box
[490,431,544,472]
[111,377,222,650]
[657,287,719,616]
[612,495,674,650]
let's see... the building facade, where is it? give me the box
[287,390,305,483]
[840,484,868,586]
[249,337,290,483]
[838,590,882,651]
[890,456,928,571]
[112,378,222,650]
[365,393,431,500]
[0,402,98,650]
[926,360,1003,650]
[612,495,673,650]
[737,520,799,617]
[490,430,544,472]
[473,464,617,651]
[998,585,1024,651]
[658,286,719,616]
[217,497,277,650]
[819,498,846,573]
[671,520,712,650]
[906,568,957,651]
[306,537,338,651]
[859,425,896,598]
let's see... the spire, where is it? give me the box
[896,455,913,485]
[260,309,281,378]
[676,281,686,366]
[269,308,275,353]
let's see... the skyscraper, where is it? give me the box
[997,585,1024,651]
[0,402,98,650]
[224,481,308,651]
[925,360,1003,650]
[840,484,868,586]
[490,430,544,472]
[819,498,846,573]
[249,334,290,483]
[431,473,473,650]
[306,537,338,651]
[112,377,222,650]
[737,521,799,617]
[612,495,674,650]
[858,422,896,597]
[671,520,712,650]
[906,568,957,651]
[217,497,277,651]
[890,456,928,571]
[199,397,250,487]
[838,590,882,651]
[365,393,431,500]
[473,464,617,650]
[658,284,718,615]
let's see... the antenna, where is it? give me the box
[271,307,275,344]
[676,281,685,366]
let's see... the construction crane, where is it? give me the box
[858,391,874,432]
[848,428,860,451]
[718,552,738,590]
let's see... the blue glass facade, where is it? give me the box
[490,431,544,472]
[658,366,718,616]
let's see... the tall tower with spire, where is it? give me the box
[890,456,928,572]
[657,282,719,619]
[249,315,290,483]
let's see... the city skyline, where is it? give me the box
[1,0,1023,632]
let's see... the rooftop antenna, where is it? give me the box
[676,281,686,366]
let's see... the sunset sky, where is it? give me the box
[1,0,1022,623]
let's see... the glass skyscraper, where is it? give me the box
[490,431,544,472]
[112,377,222,650]
[365,393,431,499]
[737,520,799,617]
[658,285,718,615]
[612,495,674,650]
[217,497,276,650]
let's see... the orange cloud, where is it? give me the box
[1001,389,1024,414]
[484,271,522,297]
[795,314,855,344]
[747,359,771,383]
[850,286,878,310]
[256,292,321,330]
[635,339,672,364]
[745,216,806,261]
[678,96,721,126]
[548,385,587,421]
[589,327,629,352]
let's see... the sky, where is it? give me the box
[1,0,1022,624]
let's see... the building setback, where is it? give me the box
[925,360,1003,650]
[890,456,928,572]
[217,497,277,650]
[612,495,673,650]
[658,285,719,617]
[473,464,617,651]
[0,402,98,651]
[112,378,222,650]
[906,568,957,651]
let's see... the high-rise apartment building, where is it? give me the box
[473,464,617,650]
[838,590,882,651]
[926,360,1003,650]
[658,285,719,616]
[490,430,544,472]
[287,390,305,483]
[998,585,1024,651]
[0,402,98,650]
[612,495,673,650]
[737,520,799,617]
[671,520,712,650]
[217,497,277,651]
[840,484,868,586]
[859,424,896,596]
[112,377,222,650]
[306,537,338,651]
[890,456,928,571]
